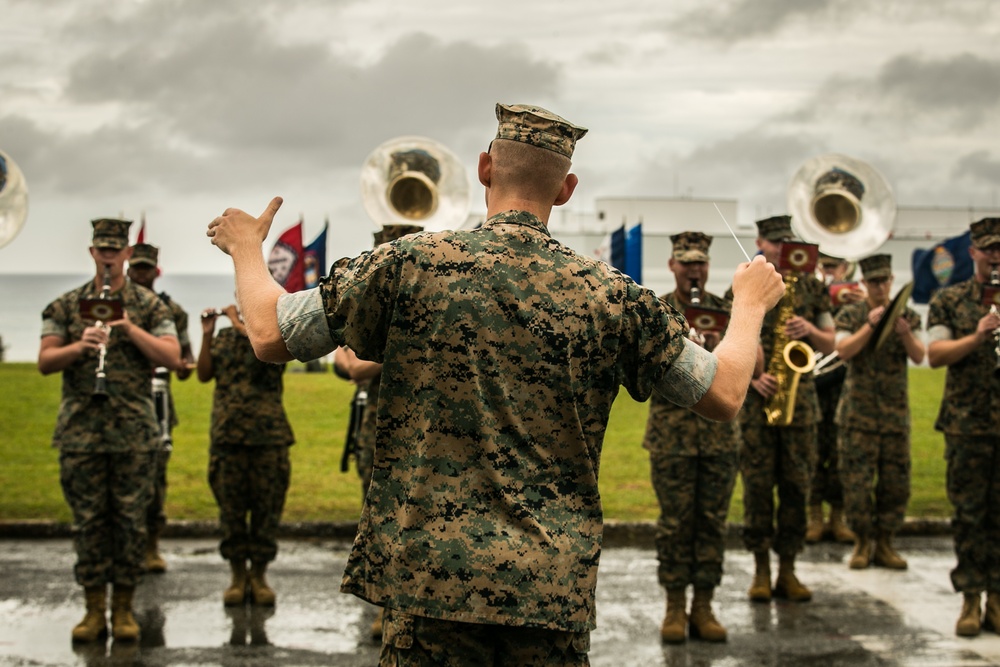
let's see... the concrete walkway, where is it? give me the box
[0,535,998,666]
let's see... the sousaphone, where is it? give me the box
[0,149,29,249]
[360,136,471,232]
[787,153,895,261]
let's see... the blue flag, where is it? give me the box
[303,221,328,289]
[624,223,643,284]
[910,231,973,304]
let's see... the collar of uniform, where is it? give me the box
[483,210,551,237]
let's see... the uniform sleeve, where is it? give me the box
[618,281,690,402]
[277,288,336,361]
[652,338,717,407]
[41,296,70,339]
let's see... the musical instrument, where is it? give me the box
[92,265,114,399]
[0,149,29,250]
[340,387,368,473]
[360,136,471,232]
[787,154,896,261]
[686,279,706,346]
[870,281,915,351]
[988,266,1000,377]
[764,269,817,426]
[152,367,173,452]
[201,309,226,320]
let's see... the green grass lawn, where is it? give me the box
[0,363,950,524]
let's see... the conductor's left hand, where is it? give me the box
[207,197,283,256]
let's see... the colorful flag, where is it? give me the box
[303,220,328,289]
[268,221,304,292]
[910,231,973,304]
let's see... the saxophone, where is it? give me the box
[763,273,816,426]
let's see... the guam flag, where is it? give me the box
[268,221,304,292]
[911,231,973,304]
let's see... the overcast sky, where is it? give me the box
[1,0,998,274]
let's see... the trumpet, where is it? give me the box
[93,264,112,399]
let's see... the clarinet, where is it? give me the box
[687,279,706,346]
[990,266,1000,378]
[152,367,173,452]
[93,264,112,399]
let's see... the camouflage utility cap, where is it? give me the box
[130,243,159,267]
[756,215,794,242]
[818,251,845,268]
[495,103,588,158]
[859,253,892,280]
[671,231,712,263]
[970,217,1000,249]
[91,218,132,250]
[374,224,424,246]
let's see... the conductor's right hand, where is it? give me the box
[731,255,784,313]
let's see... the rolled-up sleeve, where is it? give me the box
[653,338,717,408]
[277,288,336,361]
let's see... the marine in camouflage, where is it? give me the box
[42,279,177,587]
[207,326,294,563]
[928,277,1000,594]
[734,271,831,557]
[643,290,739,590]
[300,209,692,632]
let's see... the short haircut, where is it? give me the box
[489,139,571,204]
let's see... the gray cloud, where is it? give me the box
[666,0,835,42]
[953,150,1000,184]
[877,53,1000,124]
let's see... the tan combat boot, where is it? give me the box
[110,585,140,642]
[848,536,872,570]
[773,556,812,602]
[827,506,857,544]
[370,607,384,642]
[873,531,907,570]
[249,561,276,606]
[983,592,1000,634]
[71,585,108,643]
[956,592,982,637]
[688,587,726,642]
[224,560,248,606]
[748,551,772,603]
[144,531,167,574]
[660,588,687,643]
[804,504,825,544]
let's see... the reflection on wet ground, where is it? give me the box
[0,536,998,666]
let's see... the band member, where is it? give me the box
[197,304,294,608]
[737,215,835,604]
[127,242,195,573]
[332,222,423,642]
[38,218,180,643]
[644,232,740,643]
[927,217,1000,637]
[207,102,784,664]
[833,253,924,570]
[807,253,862,544]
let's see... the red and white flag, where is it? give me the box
[268,221,305,292]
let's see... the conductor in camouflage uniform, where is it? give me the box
[207,102,785,666]
[332,222,423,642]
[127,242,195,574]
[927,217,1000,637]
[197,304,294,608]
[737,215,835,604]
[643,232,740,644]
[833,253,924,571]
[38,218,181,644]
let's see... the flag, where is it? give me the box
[624,222,643,284]
[595,222,642,282]
[303,220,328,289]
[268,221,304,292]
[136,214,146,244]
[911,231,973,304]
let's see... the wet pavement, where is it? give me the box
[1,535,999,666]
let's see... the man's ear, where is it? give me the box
[553,173,579,207]
[477,152,492,188]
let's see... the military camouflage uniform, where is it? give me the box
[277,209,710,639]
[207,327,294,565]
[928,278,1000,595]
[643,291,739,591]
[42,280,177,588]
[737,273,831,558]
[147,293,190,535]
[834,302,921,539]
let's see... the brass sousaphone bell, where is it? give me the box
[0,149,29,250]
[360,136,471,232]
[787,153,896,262]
